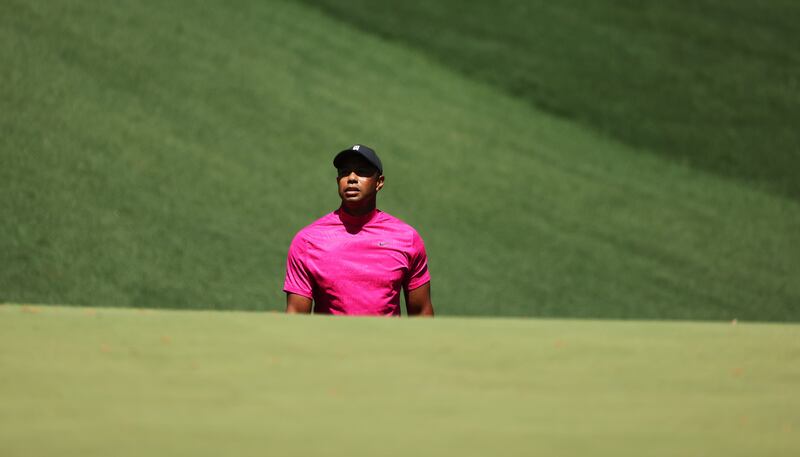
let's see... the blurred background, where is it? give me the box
[2,0,799,321]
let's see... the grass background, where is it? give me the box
[2,0,799,320]
[305,0,800,200]
[2,305,798,457]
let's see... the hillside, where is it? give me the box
[1,0,799,320]
[305,0,800,199]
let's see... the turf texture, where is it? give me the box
[1,304,798,456]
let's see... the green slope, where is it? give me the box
[2,305,799,457]
[304,0,800,200]
[1,0,799,320]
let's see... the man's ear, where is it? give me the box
[376,175,385,192]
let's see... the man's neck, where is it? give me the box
[340,201,376,217]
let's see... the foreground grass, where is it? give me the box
[1,305,798,457]
[2,0,799,320]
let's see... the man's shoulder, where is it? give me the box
[375,210,423,238]
[292,211,338,239]
[307,210,339,228]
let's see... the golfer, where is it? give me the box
[284,144,434,316]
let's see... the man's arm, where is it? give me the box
[405,282,434,317]
[286,293,313,314]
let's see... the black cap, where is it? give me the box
[333,144,383,175]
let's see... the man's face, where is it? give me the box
[336,154,384,206]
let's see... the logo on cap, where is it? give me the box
[352,145,360,151]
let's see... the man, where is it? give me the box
[283,144,434,316]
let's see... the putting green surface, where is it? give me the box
[1,305,798,456]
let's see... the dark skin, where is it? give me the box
[286,154,434,316]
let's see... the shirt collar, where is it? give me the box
[337,207,379,227]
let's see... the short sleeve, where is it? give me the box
[405,230,431,290]
[283,233,314,298]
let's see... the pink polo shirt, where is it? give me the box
[283,208,430,316]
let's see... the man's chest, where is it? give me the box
[304,232,410,285]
